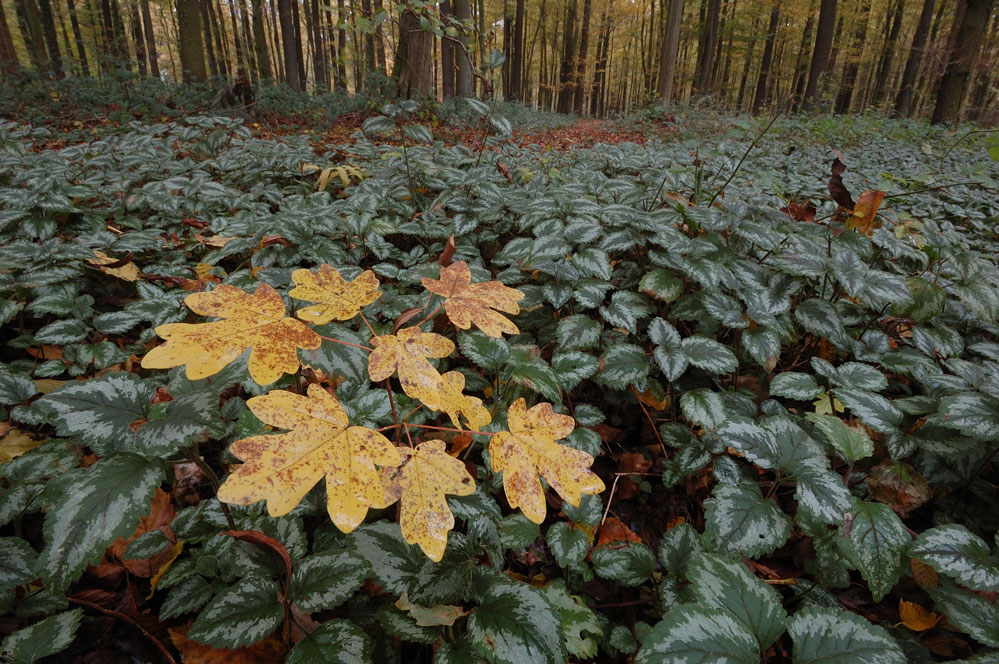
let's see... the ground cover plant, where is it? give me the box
[0,104,998,664]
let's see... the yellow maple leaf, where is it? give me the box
[86,250,141,281]
[490,399,605,524]
[387,440,476,561]
[0,429,42,463]
[289,266,382,325]
[141,284,320,385]
[437,371,491,431]
[813,392,845,415]
[899,598,939,632]
[421,261,524,338]
[367,327,454,409]
[217,384,401,532]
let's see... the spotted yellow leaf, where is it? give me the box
[490,399,605,524]
[421,261,524,338]
[386,440,476,561]
[216,384,401,532]
[141,284,320,385]
[436,371,491,431]
[289,266,382,324]
[367,327,454,409]
[86,250,141,281]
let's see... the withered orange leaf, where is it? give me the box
[490,399,605,524]
[388,440,476,561]
[289,265,381,324]
[216,384,400,533]
[141,284,320,385]
[899,598,939,632]
[421,261,524,338]
[367,327,454,409]
[847,190,885,236]
[437,371,491,431]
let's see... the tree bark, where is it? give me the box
[19,0,50,73]
[110,0,131,67]
[751,3,779,114]
[176,0,206,82]
[932,0,996,122]
[250,0,271,79]
[556,0,577,113]
[791,0,816,109]
[804,0,837,109]
[893,0,935,116]
[834,0,870,113]
[37,0,64,77]
[441,0,455,97]
[693,0,720,93]
[139,0,158,77]
[0,1,20,75]
[291,0,306,88]
[392,5,433,98]
[656,0,683,104]
[277,0,301,89]
[591,6,610,114]
[509,0,525,100]
[309,0,326,87]
[572,0,591,113]
[871,0,904,106]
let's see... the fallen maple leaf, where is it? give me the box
[216,384,401,532]
[141,284,321,385]
[0,429,42,463]
[367,327,454,410]
[289,265,382,324]
[389,440,476,561]
[396,591,466,626]
[490,399,605,524]
[437,371,491,431]
[899,598,939,632]
[421,261,524,338]
[847,190,885,236]
[86,250,141,281]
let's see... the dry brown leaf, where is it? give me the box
[169,624,286,664]
[899,598,940,632]
[86,250,141,281]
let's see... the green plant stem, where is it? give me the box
[706,111,781,207]
[183,448,237,531]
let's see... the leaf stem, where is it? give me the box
[358,312,377,337]
[413,302,445,329]
[318,334,373,352]
[183,448,237,531]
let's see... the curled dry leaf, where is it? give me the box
[216,384,401,532]
[421,261,524,338]
[490,399,605,524]
[289,265,381,324]
[848,190,886,236]
[899,599,939,632]
[141,284,320,385]
[367,327,454,410]
[86,250,141,281]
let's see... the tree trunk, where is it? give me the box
[373,0,386,72]
[751,3,779,114]
[199,1,220,77]
[735,14,760,110]
[277,0,301,89]
[509,0,525,100]
[309,0,326,87]
[834,0,870,113]
[656,0,683,104]
[140,0,158,77]
[392,5,433,98]
[19,0,50,73]
[440,0,455,97]
[556,0,577,113]
[572,0,590,113]
[361,0,374,79]
[872,0,904,106]
[693,0,720,93]
[0,1,20,75]
[804,0,837,109]
[333,0,346,88]
[291,0,305,88]
[176,0,206,81]
[37,0,64,77]
[110,0,130,67]
[932,0,995,122]
[126,0,145,75]
[791,0,817,109]
[591,6,610,114]
[893,0,935,116]
[249,0,270,79]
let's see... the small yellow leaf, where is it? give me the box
[899,598,939,632]
[289,266,381,324]
[392,440,476,561]
[141,284,320,385]
[0,429,42,463]
[813,392,845,415]
[395,592,466,626]
[490,399,605,524]
[422,261,524,338]
[437,371,491,431]
[367,327,454,410]
[216,385,401,532]
[147,540,184,599]
[847,190,885,236]
[86,250,141,281]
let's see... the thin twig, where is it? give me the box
[706,111,781,207]
[318,334,373,352]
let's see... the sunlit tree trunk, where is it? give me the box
[804,0,836,109]
[693,0,719,93]
[656,0,684,104]
[751,2,779,115]
[176,0,206,82]
[572,0,590,113]
[392,5,433,98]
[834,0,870,113]
[37,0,64,77]
[932,0,996,122]
[0,2,20,75]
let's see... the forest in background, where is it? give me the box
[0,0,996,125]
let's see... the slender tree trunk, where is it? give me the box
[227,0,247,77]
[591,5,609,114]
[834,0,870,113]
[693,0,720,93]
[126,0,145,75]
[572,0,590,112]
[333,0,346,87]
[251,0,271,79]
[37,0,64,77]
[893,0,935,116]
[139,0,158,77]
[291,0,305,87]
[871,0,904,106]
[932,0,995,122]
[110,0,130,66]
[804,0,837,108]
[751,3,779,114]
[441,0,455,97]
[0,1,20,75]
[556,0,577,113]
[392,5,433,97]
[735,14,760,109]
[19,0,50,73]
[199,0,219,77]
[361,0,374,79]
[791,0,816,108]
[509,0,525,100]
[277,0,301,89]
[176,0,206,81]
[237,0,257,83]
[373,0,386,72]
[309,0,326,87]
[656,0,683,104]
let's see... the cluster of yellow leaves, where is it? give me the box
[142,262,604,562]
